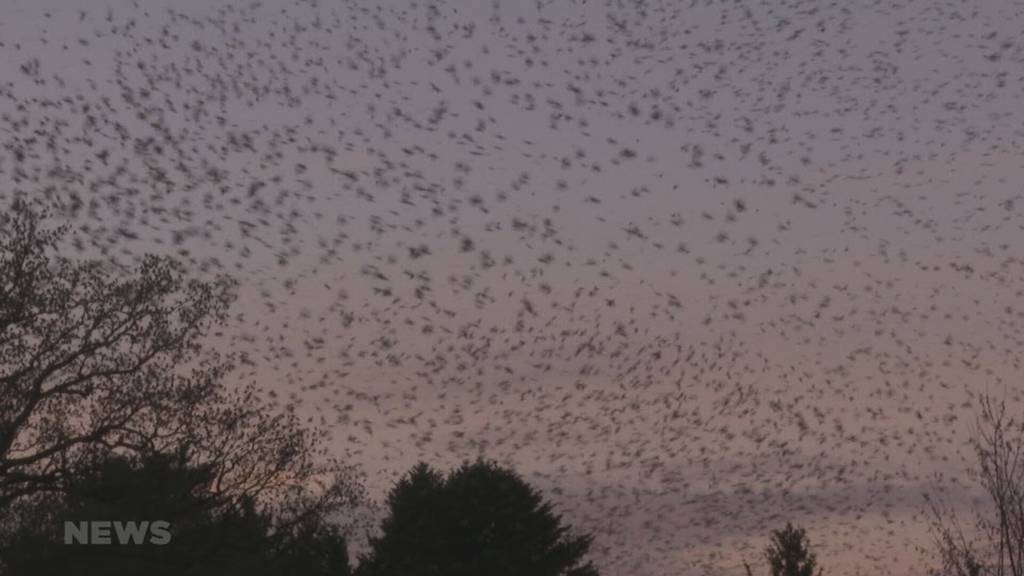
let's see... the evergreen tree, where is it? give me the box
[0,450,351,576]
[765,522,821,576]
[357,459,599,576]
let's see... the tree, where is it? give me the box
[0,200,367,571]
[0,449,351,576]
[356,459,600,576]
[761,522,821,576]
[926,393,1024,576]
[1,199,234,510]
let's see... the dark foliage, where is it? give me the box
[0,449,351,576]
[357,459,599,576]
[764,522,821,576]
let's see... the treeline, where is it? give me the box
[1,452,601,576]
[0,200,598,576]
[1,202,1019,576]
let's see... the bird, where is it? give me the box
[1,0,1021,575]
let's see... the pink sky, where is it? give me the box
[3,0,1024,573]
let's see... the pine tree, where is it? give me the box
[357,459,599,576]
[765,522,821,576]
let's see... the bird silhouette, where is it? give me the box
[2,1,1022,575]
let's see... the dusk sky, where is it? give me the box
[2,0,1024,574]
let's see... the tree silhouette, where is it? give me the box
[0,201,367,573]
[0,449,351,576]
[0,199,234,510]
[763,522,821,576]
[356,459,599,576]
[926,393,1024,576]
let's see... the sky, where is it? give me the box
[2,0,1024,574]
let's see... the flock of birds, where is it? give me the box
[2,0,1024,574]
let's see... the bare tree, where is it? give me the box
[0,200,364,528]
[926,393,1024,576]
[0,199,236,510]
